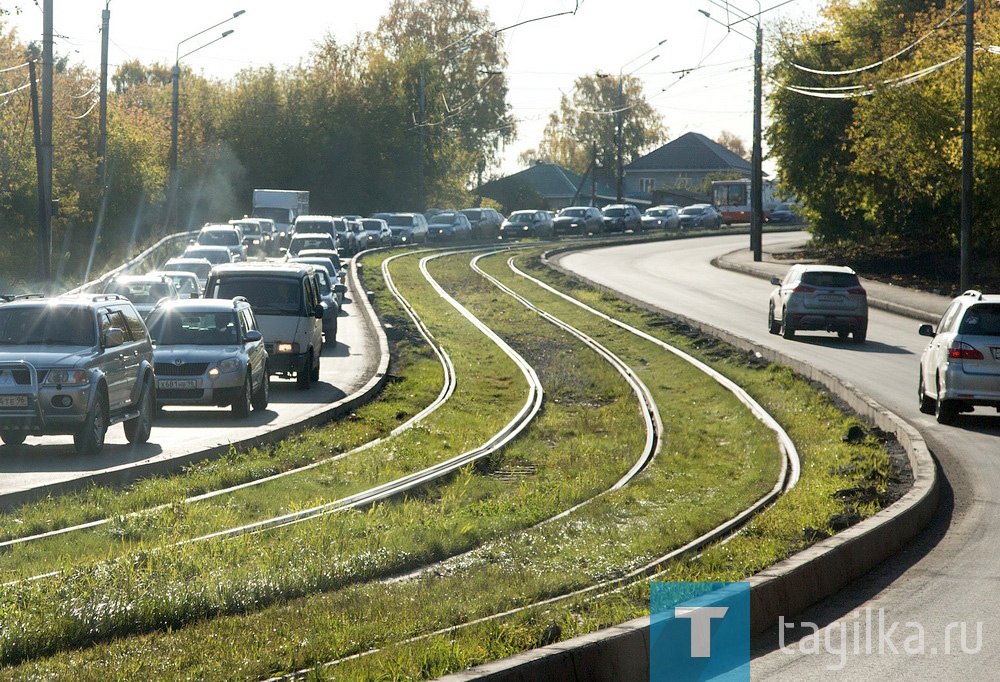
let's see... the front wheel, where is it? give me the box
[918,373,936,415]
[297,351,313,390]
[233,373,252,418]
[0,432,26,446]
[75,394,108,456]
[123,380,154,444]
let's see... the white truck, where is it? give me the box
[251,189,309,249]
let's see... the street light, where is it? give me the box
[167,10,245,228]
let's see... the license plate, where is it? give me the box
[818,295,843,302]
[0,395,28,407]
[158,379,197,390]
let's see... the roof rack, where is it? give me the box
[1,293,46,302]
[961,289,984,300]
[232,296,249,306]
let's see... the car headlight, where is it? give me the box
[44,369,89,386]
[215,357,242,375]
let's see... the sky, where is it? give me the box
[0,0,825,177]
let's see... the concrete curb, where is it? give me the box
[435,247,938,682]
[0,256,391,512]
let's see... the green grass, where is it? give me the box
[0,245,894,679]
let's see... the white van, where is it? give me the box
[204,262,324,389]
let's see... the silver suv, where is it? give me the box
[0,293,156,455]
[768,264,868,342]
[918,290,1000,424]
[145,297,269,417]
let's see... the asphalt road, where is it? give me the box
[0,287,380,500]
[559,232,1000,680]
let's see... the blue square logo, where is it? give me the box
[650,582,750,681]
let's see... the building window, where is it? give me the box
[639,178,655,194]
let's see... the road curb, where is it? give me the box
[0,256,391,512]
[435,247,938,682]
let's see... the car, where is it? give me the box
[384,213,429,245]
[160,257,214,289]
[766,202,803,225]
[295,249,347,281]
[552,206,604,236]
[329,217,359,257]
[499,209,555,240]
[287,254,348,307]
[229,218,271,256]
[204,262,325,389]
[285,232,338,259]
[292,215,341,253]
[641,205,681,230]
[768,264,868,343]
[144,296,269,417]
[427,211,473,241]
[182,245,234,267]
[103,274,179,319]
[195,224,247,262]
[601,204,642,233]
[0,293,155,455]
[460,208,504,240]
[917,290,1000,424]
[311,268,342,343]
[358,218,392,249]
[147,269,202,299]
[677,204,722,229]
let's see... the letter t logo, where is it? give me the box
[675,606,730,657]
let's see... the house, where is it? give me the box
[623,132,753,205]
[478,163,620,213]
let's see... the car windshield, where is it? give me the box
[646,209,667,216]
[289,237,334,254]
[461,210,481,220]
[198,230,239,246]
[238,222,261,236]
[147,310,238,345]
[185,248,230,264]
[560,208,585,217]
[603,208,624,217]
[680,206,704,216]
[958,304,1000,336]
[106,280,173,304]
[210,277,304,316]
[0,306,95,346]
[385,215,414,227]
[360,220,383,231]
[164,261,211,280]
[429,214,456,226]
[509,211,534,222]
[296,220,331,232]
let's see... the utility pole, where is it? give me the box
[98,3,110,190]
[615,77,624,203]
[40,0,53,284]
[960,0,973,290]
[418,63,426,212]
[751,22,764,262]
[591,141,598,205]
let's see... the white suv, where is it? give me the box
[918,290,1000,424]
[768,264,868,343]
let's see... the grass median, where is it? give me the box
[0,245,896,679]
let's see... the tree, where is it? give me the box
[526,72,666,179]
[716,131,747,159]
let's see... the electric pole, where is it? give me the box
[40,0,53,284]
[751,22,764,262]
[960,0,973,290]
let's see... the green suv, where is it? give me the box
[0,293,156,455]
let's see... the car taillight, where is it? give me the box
[791,284,816,293]
[847,287,866,296]
[948,342,984,360]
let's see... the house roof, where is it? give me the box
[480,163,617,202]
[625,132,751,173]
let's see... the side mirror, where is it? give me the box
[104,327,125,349]
[334,283,347,295]
[918,324,936,338]
[244,329,263,342]
[770,277,782,286]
